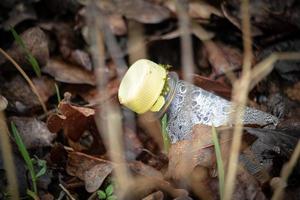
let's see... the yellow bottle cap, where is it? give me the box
[118,59,167,114]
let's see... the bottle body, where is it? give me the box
[165,79,279,143]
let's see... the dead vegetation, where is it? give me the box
[0,0,300,200]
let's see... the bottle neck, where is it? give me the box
[153,72,179,119]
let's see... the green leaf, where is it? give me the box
[107,195,117,200]
[212,125,225,200]
[35,158,47,178]
[27,189,39,200]
[54,83,61,103]
[10,27,41,77]
[10,28,26,49]
[27,54,41,77]
[105,184,114,196]
[11,122,37,194]
[97,190,106,199]
[161,114,170,153]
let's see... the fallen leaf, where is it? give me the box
[101,0,170,24]
[222,0,300,35]
[129,161,163,179]
[257,39,300,82]
[231,166,267,200]
[165,0,222,19]
[43,59,96,85]
[203,40,244,77]
[142,191,164,200]
[32,76,56,103]
[68,49,92,71]
[66,151,113,192]
[286,82,300,102]
[2,3,37,30]
[107,14,127,36]
[76,78,120,105]
[1,76,45,112]
[167,125,254,180]
[123,128,143,161]
[47,100,96,141]
[10,116,56,149]
[124,176,189,200]
[66,151,112,181]
[192,74,231,99]
[84,163,113,192]
[188,1,222,19]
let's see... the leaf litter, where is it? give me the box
[0,0,300,199]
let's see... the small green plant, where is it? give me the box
[11,122,47,199]
[161,114,171,152]
[97,183,117,200]
[54,83,61,103]
[212,125,225,200]
[10,27,41,77]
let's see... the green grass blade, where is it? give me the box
[27,189,39,200]
[212,125,225,200]
[10,28,41,77]
[11,122,38,194]
[161,114,171,153]
[10,28,26,49]
[54,83,61,103]
[26,54,41,77]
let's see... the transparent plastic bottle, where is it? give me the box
[118,59,279,144]
[158,72,279,143]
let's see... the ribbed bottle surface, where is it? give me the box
[166,80,279,143]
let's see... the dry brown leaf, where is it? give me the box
[10,116,56,149]
[47,101,95,141]
[1,75,48,112]
[167,125,235,180]
[188,1,222,19]
[192,74,231,99]
[203,40,243,77]
[2,3,37,30]
[77,78,120,105]
[43,59,96,85]
[124,176,189,200]
[84,163,113,192]
[142,191,164,200]
[68,49,92,71]
[124,128,143,161]
[113,0,170,24]
[129,161,163,179]
[32,76,56,102]
[67,151,112,191]
[286,82,300,102]
[107,14,127,35]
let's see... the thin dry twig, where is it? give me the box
[86,1,131,198]
[0,48,48,113]
[175,0,194,82]
[0,111,20,200]
[59,184,76,200]
[224,0,252,199]
[271,141,300,200]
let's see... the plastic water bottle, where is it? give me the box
[118,59,279,143]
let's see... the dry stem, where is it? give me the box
[86,1,131,198]
[224,0,252,199]
[0,111,19,200]
[271,141,300,200]
[0,48,47,113]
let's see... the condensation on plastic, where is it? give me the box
[166,80,279,143]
